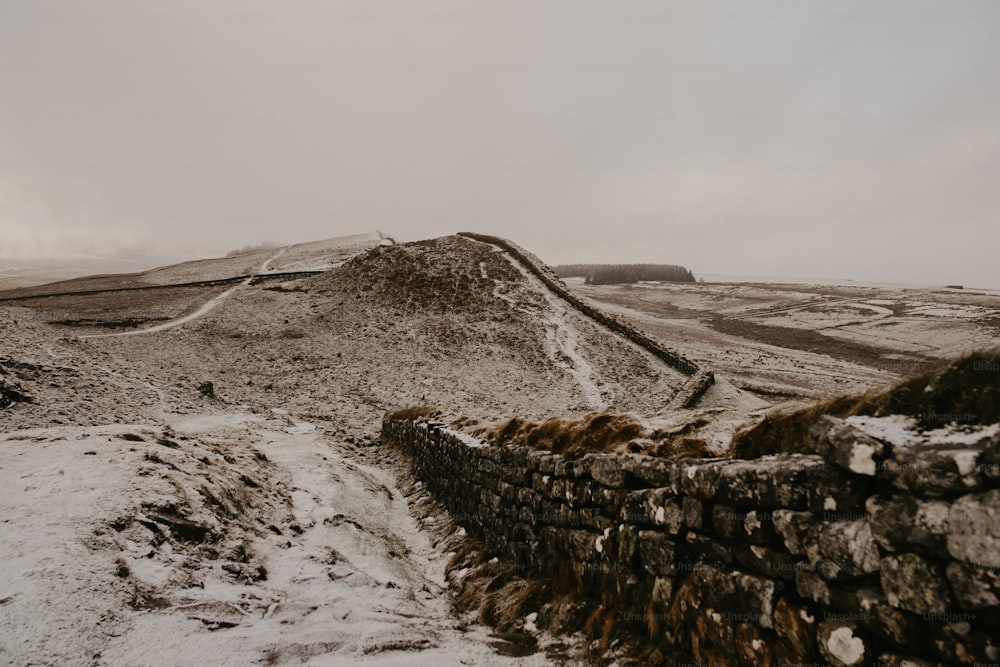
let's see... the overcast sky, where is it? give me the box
[2,1,999,287]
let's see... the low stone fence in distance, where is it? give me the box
[457,232,713,408]
[383,414,1000,666]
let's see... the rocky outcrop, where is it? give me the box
[384,415,1000,666]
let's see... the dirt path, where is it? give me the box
[91,410,557,666]
[79,247,289,339]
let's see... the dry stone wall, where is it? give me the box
[383,415,1000,666]
[456,232,714,409]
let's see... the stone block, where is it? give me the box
[620,454,675,489]
[947,489,1000,568]
[945,560,1000,610]
[682,496,704,530]
[581,453,626,487]
[773,509,814,555]
[733,543,802,581]
[712,503,741,542]
[676,458,731,499]
[619,488,672,527]
[637,530,678,577]
[804,520,881,580]
[810,415,890,476]
[817,620,869,667]
[881,441,988,497]
[866,493,950,557]
[977,431,1000,483]
[880,553,954,615]
[773,597,818,657]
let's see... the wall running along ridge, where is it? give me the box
[456,232,714,410]
[383,415,1000,666]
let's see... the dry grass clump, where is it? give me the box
[385,405,442,421]
[730,347,1000,458]
[481,412,645,459]
[476,412,714,460]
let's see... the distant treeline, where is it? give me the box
[554,263,696,285]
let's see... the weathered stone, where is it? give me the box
[881,441,988,497]
[682,496,704,530]
[619,454,675,489]
[866,493,950,556]
[733,622,775,666]
[978,431,1000,483]
[637,531,677,577]
[711,503,741,542]
[948,489,1000,568]
[742,509,779,545]
[773,597,817,658]
[715,455,869,512]
[773,509,814,555]
[810,415,890,476]
[734,571,780,629]
[536,454,556,475]
[817,620,869,667]
[675,458,731,499]
[804,520,881,579]
[732,543,801,581]
[679,531,733,569]
[946,560,1000,610]
[930,621,1000,666]
[874,653,937,667]
[565,529,600,562]
[880,553,954,614]
[617,524,638,563]
[618,489,673,526]
[795,569,831,605]
[581,454,626,487]
[651,576,674,607]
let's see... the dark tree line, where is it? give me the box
[554,263,696,285]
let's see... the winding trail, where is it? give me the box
[79,247,289,339]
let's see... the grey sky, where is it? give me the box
[2,1,999,287]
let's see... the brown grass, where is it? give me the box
[385,405,442,421]
[729,347,1000,458]
[482,412,645,459]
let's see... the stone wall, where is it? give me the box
[383,415,1000,666]
[456,232,714,409]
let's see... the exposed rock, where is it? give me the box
[948,489,1000,568]
[880,553,954,614]
[0,376,33,408]
[930,621,1000,666]
[977,432,1000,483]
[810,415,889,476]
[711,503,741,542]
[197,381,215,398]
[773,597,817,658]
[637,531,677,576]
[875,652,937,667]
[881,441,988,497]
[732,543,801,581]
[681,496,704,530]
[866,493,950,557]
[773,509,814,555]
[795,569,831,605]
[817,620,868,667]
[804,520,881,580]
[945,560,1000,610]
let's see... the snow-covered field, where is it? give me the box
[4,234,726,665]
[3,235,996,665]
[568,279,1000,402]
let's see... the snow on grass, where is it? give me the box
[488,251,608,410]
[846,414,1000,446]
